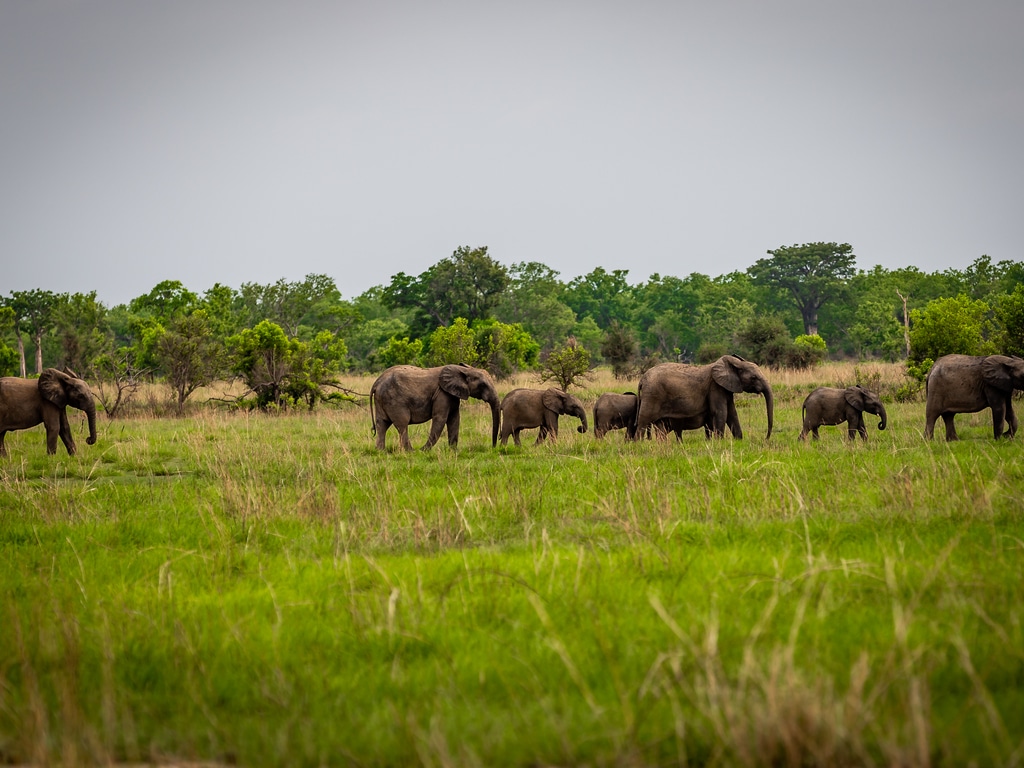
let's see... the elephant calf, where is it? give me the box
[499,388,587,446]
[799,385,887,441]
[593,391,715,440]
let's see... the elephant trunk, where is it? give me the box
[577,409,588,434]
[763,385,774,440]
[876,403,887,431]
[85,398,98,446]
[487,396,501,448]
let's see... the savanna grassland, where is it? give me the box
[1,364,1022,767]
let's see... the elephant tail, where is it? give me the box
[369,389,377,436]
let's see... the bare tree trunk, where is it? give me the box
[16,334,26,377]
[33,331,43,374]
[896,289,911,359]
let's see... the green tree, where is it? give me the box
[749,242,856,336]
[601,321,639,379]
[473,319,539,380]
[52,292,110,375]
[377,336,423,369]
[563,267,634,330]
[230,320,298,408]
[539,337,592,391]
[383,246,509,334]
[0,307,19,376]
[995,285,1024,356]
[7,289,58,375]
[154,310,225,413]
[493,262,576,353]
[284,330,350,409]
[633,274,703,358]
[426,318,479,366]
[909,295,993,364]
[129,280,198,324]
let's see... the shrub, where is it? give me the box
[539,337,592,391]
[426,318,478,366]
[376,336,423,369]
[909,295,993,363]
[474,319,539,380]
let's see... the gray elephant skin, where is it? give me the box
[370,364,500,450]
[635,355,774,440]
[925,354,1024,440]
[799,385,887,441]
[593,391,720,440]
[0,368,98,456]
[499,387,587,446]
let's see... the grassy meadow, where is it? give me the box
[1,363,1022,767]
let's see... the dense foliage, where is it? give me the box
[3,246,1022,411]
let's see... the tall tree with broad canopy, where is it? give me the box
[6,289,58,375]
[383,246,509,335]
[749,242,856,336]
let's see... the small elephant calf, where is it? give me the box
[499,387,587,446]
[799,385,887,441]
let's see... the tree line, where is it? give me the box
[2,243,1022,413]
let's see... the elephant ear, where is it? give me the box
[981,356,1013,391]
[845,386,867,410]
[438,365,470,400]
[38,368,69,407]
[710,357,743,393]
[542,388,566,412]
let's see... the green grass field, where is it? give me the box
[1,366,1022,766]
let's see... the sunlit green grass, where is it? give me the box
[1,381,1022,766]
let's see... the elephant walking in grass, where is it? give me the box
[593,391,722,440]
[799,385,887,441]
[0,368,98,457]
[370,364,500,450]
[925,354,1024,440]
[499,388,587,446]
[635,355,773,440]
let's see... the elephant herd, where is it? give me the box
[0,354,1021,457]
[368,353,1024,451]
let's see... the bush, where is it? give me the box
[474,319,539,380]
[539,337,592,391]
[376,336,423,369]
[909,295,993,363]
[426,318,478,366]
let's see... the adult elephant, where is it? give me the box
[799,385,887,441]
[635,355,773,440]
[0,368,98,456]
[925,354,1024,440]
[370,364,500,450]
[499,387,587,446]
[593,391,723,440]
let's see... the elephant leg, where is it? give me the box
[811,426,820,440]
[446,408,461,448]
[375,417,393,450]
[1006,397,1018,438]
[990,397,1009,439]
[59,411,77,455]
[0,430,7,457]
[513,428,523,447]
[924,406,940,439]
[535,426,548,445]
[848,414,866,441]
[941,412,958,441]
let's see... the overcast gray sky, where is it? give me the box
[2,1,1022,307]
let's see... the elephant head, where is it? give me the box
[846,385,887,431]
[981,355,1024,392]
[438,364,501,447]
[39,368,97,446]
[710,355,774,439]
[542,388,588,434]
